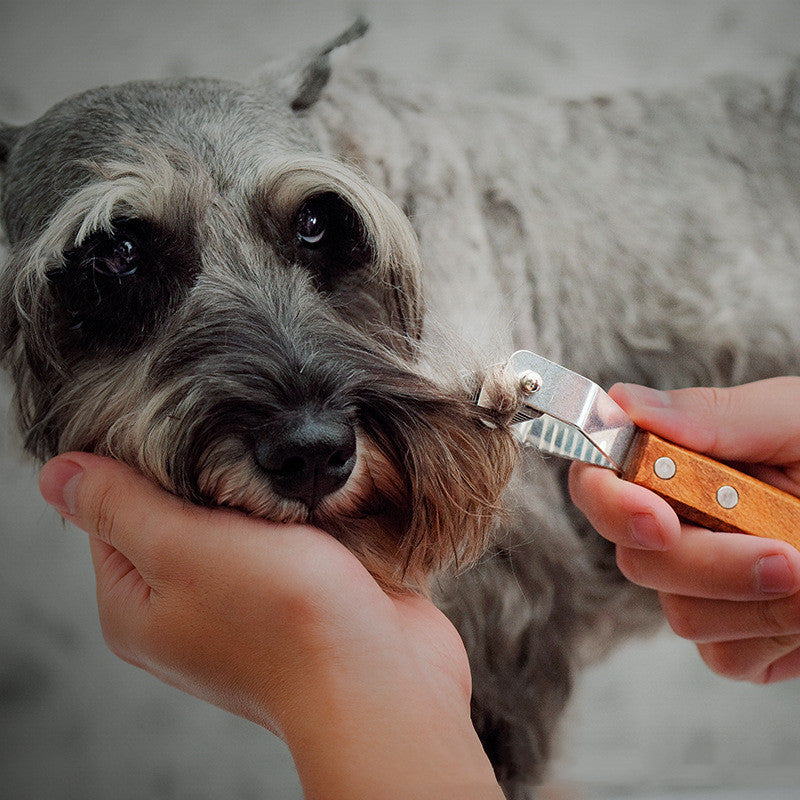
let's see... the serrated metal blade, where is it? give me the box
[512,414,615,468]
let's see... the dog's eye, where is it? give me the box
[289,193,372,289]
[66,224,142,278]
[295,197,328,246]
[90,235,139,277]
[50,217,200,353]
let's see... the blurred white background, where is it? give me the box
[2,2,800,798]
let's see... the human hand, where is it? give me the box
[38,453,503,799]
[569,378,800,683]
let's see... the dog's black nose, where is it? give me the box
[255,411,357,508]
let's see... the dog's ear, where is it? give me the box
[0,125,22,174]
[259,17,369,111]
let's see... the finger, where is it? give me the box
[758,644,800,683]
[39,452,207,578]
[609,377,800,465]
[697,635,800,683]
[616,527,800,599]
[746,462,800,497]
[569,461,681,550]
[39,454,373,605]
[660,591,800,643]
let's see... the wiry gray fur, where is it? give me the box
[2,21,800,798]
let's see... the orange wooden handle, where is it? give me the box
[623,431,800,551]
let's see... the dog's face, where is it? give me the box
[0,29,517,589]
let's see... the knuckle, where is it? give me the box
[661,595,700,640]
[690,387,731,453]
[758,637,800,684]
[752,662,777,685]
[699,642,748,680]
[755,598,786,637]
[615,545,644,585]
[700,641,779,683]
[91,480,125,546]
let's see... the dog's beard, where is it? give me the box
[195,434,414,586]
[13,355,515,591]
[193,432,398,528]
[140,372,519,592]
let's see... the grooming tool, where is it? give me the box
[480,350,800,549]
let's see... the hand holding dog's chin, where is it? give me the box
[569,378,800,684]
[38,453,503,799]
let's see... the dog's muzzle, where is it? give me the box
[253,408,357,508]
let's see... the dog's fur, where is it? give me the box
[2,21,800,797]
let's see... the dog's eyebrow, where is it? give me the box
[253,155,374,212]
[27,150,213,273]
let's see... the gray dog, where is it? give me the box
[2,20,800,798]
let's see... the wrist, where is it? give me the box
[280,652,502,799]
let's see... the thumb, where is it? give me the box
[609,377,800,465]
[38,454,205,657]
[39,452,198,577]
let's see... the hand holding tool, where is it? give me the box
[479,351,800,550]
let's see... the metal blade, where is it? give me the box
[512,414,616,468]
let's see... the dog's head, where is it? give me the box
[0,21,518,589]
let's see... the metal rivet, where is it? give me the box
[716,485,739,509]
[654,456,676,480]
[519,370,542,394]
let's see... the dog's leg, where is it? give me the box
[437,462,661,797]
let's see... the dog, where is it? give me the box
[2,19,800,798]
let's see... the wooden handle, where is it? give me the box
[623,431,800,551]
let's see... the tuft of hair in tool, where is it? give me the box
[474,357,529,429]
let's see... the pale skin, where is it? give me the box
[569,377,800,684]
[38,453,505,800]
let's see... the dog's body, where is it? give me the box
[335,58,800,790]
[2,23,800,798]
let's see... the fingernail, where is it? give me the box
[39,459,83,516]
[618,384,670,411]
[755,554,797,594]
[629,513,667,550]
